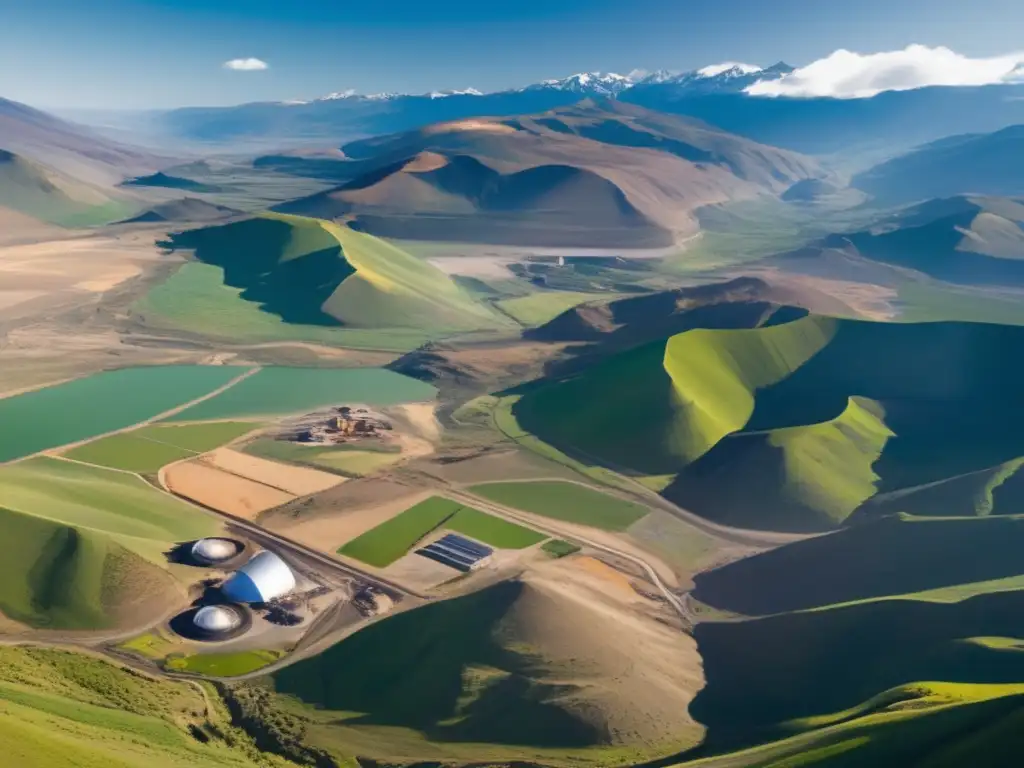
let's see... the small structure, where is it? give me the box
[192,605,244,638]
[417,533,493,573]
[191,537,241,566]
[222,550,297,604]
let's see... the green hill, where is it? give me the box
[240,575,702,765]
[163,213,507,334]
[0,506,178,631]
[516,313,1024,531]
[0,149,129,226]
[0,645,303,767]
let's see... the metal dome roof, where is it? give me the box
[222,550,296,604]
[191,538,239,563]
[193,605,242,633]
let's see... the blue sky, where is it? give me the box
[2,0,1023,109]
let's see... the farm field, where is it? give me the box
[200,448,343,495]
[338,496,545,568]
[162,461,295,519]
[245,437,405,477]
[164,650,283,677]
[0,456,220,549]
[63,422,258,473]
[165,366,436,421]
[468,481,649,531]
[0,365,249,462]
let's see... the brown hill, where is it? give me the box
[276,102,820,248]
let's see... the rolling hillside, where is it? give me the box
[0,149,130,226]
[0,96,169,184]
[163,213,506,332]
[240,559,703,765]
[516,312,1024,532]
[276,102,819,247]
[815,196,1024,286]
[854,125,1024,204]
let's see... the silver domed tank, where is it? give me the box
[193,605,243,634]
[191,538,240,565]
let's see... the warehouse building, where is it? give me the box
[222,550,297,604]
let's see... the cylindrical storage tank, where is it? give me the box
[222,550,297,604]
[191,538,241,565]
[193,605,243,636]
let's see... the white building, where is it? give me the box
[222,550,297,603]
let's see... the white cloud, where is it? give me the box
[747,45,1024,99]
[223,58,269,71]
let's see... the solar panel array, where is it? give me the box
[417,533,494,572]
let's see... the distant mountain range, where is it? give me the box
[852,124,1024,204]
[272,101,820,248]
[124,61,1024,156]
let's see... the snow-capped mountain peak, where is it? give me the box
[696,62,763,78]
[526,72,634,96]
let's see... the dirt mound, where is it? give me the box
[121,197,239,223]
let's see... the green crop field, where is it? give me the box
[0,646,299,768]
[468,481,649,531]
[244,438,402,476]
[542,539,581,558]
[495,291,598,326]
[0,365,247,462]
[165,366,436,422]
[164,650,283,677]
[0,457,219,551]
[339,496,544,567]
[446,507,547,549]
[64,422,258,473]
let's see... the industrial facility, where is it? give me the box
[416,533,493,572]
[221,550,297,604]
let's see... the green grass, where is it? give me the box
[144,215,508,347]
[134,262,432,352]
[0,505,170,630]
[164,366,436,421]
[338,497,544,567]
[244,438,402,477]
[445,507,546,549]
[63,422,258,473]
[542,540,581,558]
[118,630,182,661]
[0,365,247,462]
[468,481,649,531]
[164,650,283,677]
[495,291,598,326]
[0,457,219,553]
[0,645,298,767]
